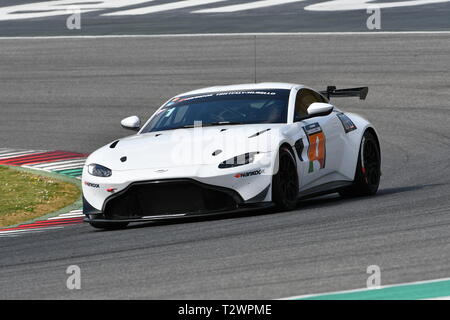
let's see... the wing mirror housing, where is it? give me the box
[121,116,141,131]
[307,103,334,118]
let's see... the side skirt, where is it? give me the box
[298,180,353,200]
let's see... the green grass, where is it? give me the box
[0,166,81,227]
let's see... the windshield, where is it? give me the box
[140,89,290,133]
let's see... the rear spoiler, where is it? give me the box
[320,86,369,100]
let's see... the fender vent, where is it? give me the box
[110,140,120,148]
[294,139,304,161]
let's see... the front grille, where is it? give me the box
[103,180,241,219]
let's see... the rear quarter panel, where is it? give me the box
[339,112,379,181]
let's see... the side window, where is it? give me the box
[294,89,328,121]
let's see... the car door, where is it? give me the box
[292,88,343,191]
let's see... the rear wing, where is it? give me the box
[320,86,369,100]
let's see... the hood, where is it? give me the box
[87,124,287,171]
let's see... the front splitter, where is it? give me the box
[84,202,274,224]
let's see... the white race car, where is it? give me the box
[82,83,381,229]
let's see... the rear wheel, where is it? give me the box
[89,221,129,230]
[339,130,381,197]
[272,147,299,210]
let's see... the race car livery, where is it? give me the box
[82,83,381,229]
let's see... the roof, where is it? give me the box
[177,82,303,97]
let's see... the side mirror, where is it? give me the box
[120,116,141,131]
[307,103,334,117]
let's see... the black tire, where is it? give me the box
[272,147,299,210]
[89,221,129,230]
[339,130,381,198]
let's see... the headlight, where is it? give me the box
[218,152,259,169]
[87,164,112,177]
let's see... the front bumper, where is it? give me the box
[83,178,272,223]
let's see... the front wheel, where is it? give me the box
[272,147,299,210]
[339,130,381,197]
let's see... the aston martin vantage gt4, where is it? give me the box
[82,83,381,229]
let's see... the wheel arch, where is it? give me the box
[279,142,297,162]
[271,142,300,210]
[364,126,381,156]
[270,141,298,179]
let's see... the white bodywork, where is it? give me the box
[82,83,377,216]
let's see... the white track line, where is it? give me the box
[50,210,84,216]
[47,209,84,220]
[0,150,42,159]
[65,210,82,214]
[104,0,227,16]
[0,149,15,153]
[28,159,86,169]
[0,226,64,235]
[29,163,85,171]
[0,31,450,40]
[305,0,450,11]
[194,0,305,13]
[47,214,84,220]
[0,149,40,155]
[0,0,154,21]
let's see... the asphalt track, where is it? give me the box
[1,34,450,299]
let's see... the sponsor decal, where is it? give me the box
[214,91,277,96]
[303,123,326,173]
[304,122,322,135]
[234,169,265,178]
[165,91,279,107]
[337,113,357,133]
[84,181,100,188]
